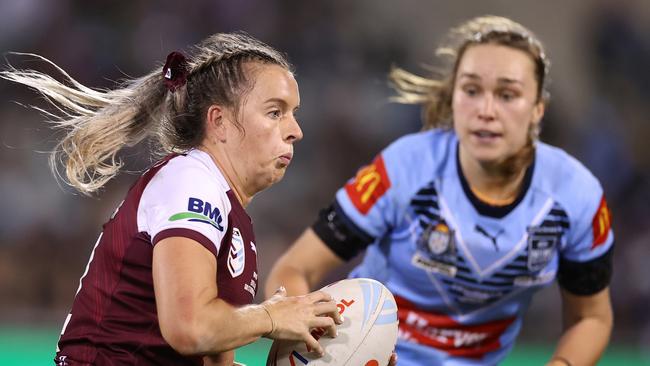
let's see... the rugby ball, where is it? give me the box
[266,278,398,366]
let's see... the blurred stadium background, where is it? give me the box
[1,0,649,364]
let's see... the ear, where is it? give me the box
[206,104,227,143]
[531,101,545,127]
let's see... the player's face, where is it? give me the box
[229,64,302,193]
[452,43,544,167]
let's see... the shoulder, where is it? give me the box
[381,128,455,185]
[156,151,227,187]
[383,128,455,165]
[137,150,233,251]
[142,150,232,215]
[535,143,604,218]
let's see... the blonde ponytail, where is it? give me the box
[1,32,291,195]
[1,54,164,194]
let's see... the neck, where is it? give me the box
[459,147,528,204]
[199,145,253,207]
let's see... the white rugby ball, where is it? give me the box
[266,278,398,366]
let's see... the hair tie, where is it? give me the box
[162,51,188,92]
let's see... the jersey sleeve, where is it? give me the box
[335,150,403,240]
[558,173,614,295]
[311,153,397,261]
[138,159,230,257]
[314,131,446,260]
[562,187,614,261]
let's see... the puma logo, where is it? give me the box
[475,225,504,252]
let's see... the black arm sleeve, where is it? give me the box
[557,244,613,296]
[311,201,375,261]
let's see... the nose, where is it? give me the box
[284,115,303,143]
[478,94,496,121]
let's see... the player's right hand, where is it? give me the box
[261,287,343,356]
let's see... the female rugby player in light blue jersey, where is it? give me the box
[266,15,613,366]
[2,33,343,366]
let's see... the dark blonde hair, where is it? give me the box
[1,33,291,194]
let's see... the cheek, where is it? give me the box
[452,92,476,119]
[243,125,282,163]
[506,108,534,143]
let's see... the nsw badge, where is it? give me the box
[526,226,561,272]
[420,222,455,257]
[412,221,457,276]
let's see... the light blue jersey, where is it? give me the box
[330,129,613,365]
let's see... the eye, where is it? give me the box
[498,89,518,101]
[268,109,282,119]
[462,84,480,97]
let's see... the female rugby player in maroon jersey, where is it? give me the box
[2,33,341,366]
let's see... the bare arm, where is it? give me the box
[265,228,345,297]
[202,351,234,366]
[546,287,613,366]
[153,236,341,357]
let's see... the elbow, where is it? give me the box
[598,297,614,333]
[161,324,200,355]
[604,309,614,334]
[160,317,210,355]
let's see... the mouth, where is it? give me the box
[278,153,293,166]
[471,129,503,142]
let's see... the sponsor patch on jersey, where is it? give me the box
[412,253,457,277]
[591,195,612,249]
[168,197,225,231]
[344,155,391,215]
[514,271,555,287]
[396,295,515,358]
[228,228,245,278]
[526,226,561,272]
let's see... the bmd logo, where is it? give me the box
[168,197,224,231]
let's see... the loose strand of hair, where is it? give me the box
[1,55,165,195]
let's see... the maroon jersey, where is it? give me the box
[55,150,259,365]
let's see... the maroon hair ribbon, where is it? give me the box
[162,51,188,92]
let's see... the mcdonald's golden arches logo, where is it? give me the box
[591,195,612,249]
[344,156,391,214]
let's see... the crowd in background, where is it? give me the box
[0,0,648,353]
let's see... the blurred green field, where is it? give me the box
[2,327,648,365]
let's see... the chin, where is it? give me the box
[270,169,287,185]
[467,147,504,165]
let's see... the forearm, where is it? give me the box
[265,263,313,297]
[190,299,273,354]
[549,315,612,366]
[203,350,234,366]
[161,295,272,356]
[265,228,344,298]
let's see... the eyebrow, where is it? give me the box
[264,98,300,110]
[458,72,524,86]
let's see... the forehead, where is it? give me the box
[245,63,299,105]
[457,44,536,83]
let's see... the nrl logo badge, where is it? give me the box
[526,226,561,272]
[419,222,455,257]
[228,228,245,278]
